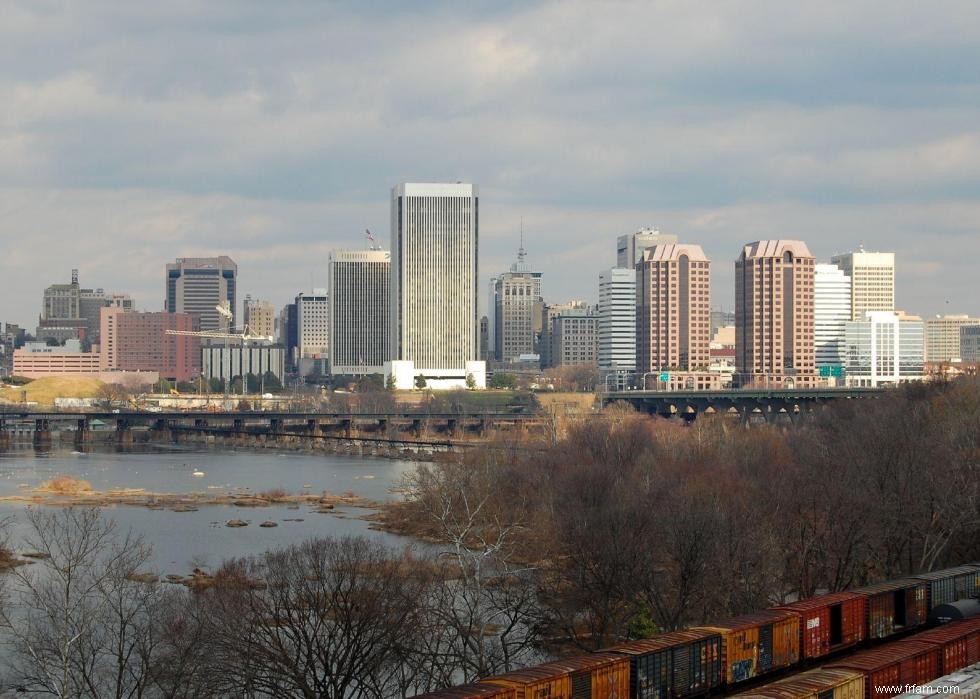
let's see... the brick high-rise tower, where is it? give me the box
[735,240,817,388]
[636,243,711,373]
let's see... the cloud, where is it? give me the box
[2,0,980,328]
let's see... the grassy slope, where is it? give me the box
[0,376,103,406]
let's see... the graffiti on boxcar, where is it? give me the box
[732,659,754,682]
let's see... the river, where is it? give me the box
[0,444,423,576]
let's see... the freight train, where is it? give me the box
[415,563,980,699]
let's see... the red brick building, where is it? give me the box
[100,307,200,382]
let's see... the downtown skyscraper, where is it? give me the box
[814,263,851,372]
[616,228,679,268]
[491,242,542,363]
[597,268,636,377]
[329,248,390,375]
[735,240,818,388]
[165,256,237,332]
[636,243,712,378]
[390,183,479,371]
[830,249,895,321]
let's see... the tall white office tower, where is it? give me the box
[830,249,895,321]
[388,183,484,389]
[814,263,852,371]
[597,268,637,380]
[329,249,390,376]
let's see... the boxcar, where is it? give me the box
[910,565,980,610]
[606,630,723,699]
[826,639,941,699]
[484,652,630,699]
[908,617,980,674]
[413,683,518,699]
[776,591,867,659]
[731,668,865,699]
[851,579,928,641]
[695,610,800,684]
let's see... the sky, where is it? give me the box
[2,0,980,328]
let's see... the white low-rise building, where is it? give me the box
[202,343,286,386]
[385,360,486,390]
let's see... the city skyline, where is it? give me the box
[4,226,969,336]
[2,3,980,324]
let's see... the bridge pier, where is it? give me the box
[116,419,133,444]
[74,419,91,447]
[33,418,51,446]
[0,420,8,449]
[149,419,172,442]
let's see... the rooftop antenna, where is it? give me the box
[518,217,527,265]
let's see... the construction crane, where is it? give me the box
[163,305,274,343]
[164,305,275,398]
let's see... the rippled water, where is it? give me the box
[0,444,424,576]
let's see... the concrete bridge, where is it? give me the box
[0,409,543,448]
[601,387,887,422]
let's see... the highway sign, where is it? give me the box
[819,365,844,377]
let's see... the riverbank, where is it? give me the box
[0,479,376,512]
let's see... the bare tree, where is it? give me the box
[201,536,427,699]
[94,383,131,410]
[403,455,541,682]
[146,588,225,699]
[0,507,161,699]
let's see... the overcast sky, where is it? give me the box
[2,1,980,328]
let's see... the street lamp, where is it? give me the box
[603,373,618,393]
[640,372,657,390]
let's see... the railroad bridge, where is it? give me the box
[600,387,887,422]
[0,409,542,448]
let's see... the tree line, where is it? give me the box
[395,378,980,652]
[0,378,976,696]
